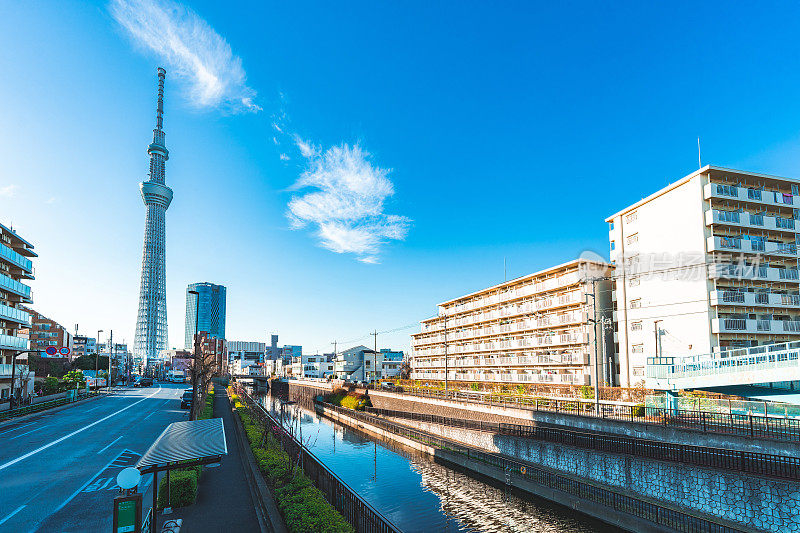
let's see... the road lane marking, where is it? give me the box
[0,505,25,525]
[97,435,123,454]
[53,450,126,514]
[0,422,35,436]
[0,385,161,472]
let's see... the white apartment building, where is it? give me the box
[410,259,614,387]
[291,353,335,379]
[608,165,800,387]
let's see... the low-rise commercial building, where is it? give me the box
[410,258,613,387]
[334,346,405,383]
[72,335,96,359]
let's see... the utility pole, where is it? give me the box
[600,318,612,386]
[585,279,600,414]
[108,330,113,391]
[370,330,379,383]
[654,320,663,360]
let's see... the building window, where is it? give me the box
[631,321,642,331]
[625,211,638,224]
[626,233,639,246]
[632,344,644,354]
[609,221,614,230]
[610,241,615,251]
[628,277,640,287]
[630,298,642,309]
[632,366,645,376]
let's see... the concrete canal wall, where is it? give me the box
[383,416,798,533]
[315,403,678,533]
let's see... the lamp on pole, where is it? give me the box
[188,289,200,421]
[96,330,104,391]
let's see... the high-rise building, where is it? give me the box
[0,223,35,399]
[134,68,173,366]
[23,309,71,356]
[184,282,227,350]
[410,258,613,387]
[607,165,800,387]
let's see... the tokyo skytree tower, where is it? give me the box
[134,67,172,364]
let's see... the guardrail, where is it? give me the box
[322,401,741,533]
[0,391,95,422]
[366,407,800,481]
[234,385,400,533]
[393,387,800,442]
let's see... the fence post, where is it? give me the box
[749,413,754,437]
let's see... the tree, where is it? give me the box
[28,353,70,379]
[399,361,412,380]
[63,370,86,389]
[71,354,109,372]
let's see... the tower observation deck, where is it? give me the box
[134,67,173,365]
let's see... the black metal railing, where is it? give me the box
[392,387,800,442]
[322,401,742,533]
[234,385,400,533]
[365,407,800,481]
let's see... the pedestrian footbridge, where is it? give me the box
[647,341,800,390]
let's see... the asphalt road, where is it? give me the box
[0,382,191,532]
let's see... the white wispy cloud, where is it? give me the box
[0,185,18,198]
[110,0,260,113]
[287,142,410,263]
[45,197,58,205]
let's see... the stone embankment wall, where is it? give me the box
[387,417,799,533]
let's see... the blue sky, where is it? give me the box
[3,1,800,354]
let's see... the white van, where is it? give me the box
[167,370,186,383]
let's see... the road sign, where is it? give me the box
[45,347,57,356]
[59,346,71,356]
[113,493,142,533]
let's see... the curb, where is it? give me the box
[0,393,104,429]
[228,390,288,533]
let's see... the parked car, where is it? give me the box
[135,377,153,387]
[180,389,193,409]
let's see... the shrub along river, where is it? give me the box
[256,392,614,533]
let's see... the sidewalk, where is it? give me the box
[167,385,267,532]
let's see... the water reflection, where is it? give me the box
[257,393,611,533]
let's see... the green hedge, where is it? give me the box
[229,389,354,533]
[326,388,371,411]
[157,469,199,509]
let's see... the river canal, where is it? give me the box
[256,393,615,533]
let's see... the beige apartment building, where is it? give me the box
[608,165,800,387]
[410,258,614,387]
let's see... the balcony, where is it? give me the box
[709,263,799,283]
[711,318,800,334]
[704,182,798,208]
[0,243,34,278]
[0,334,28,351]
[707,236,797,257]
[0,303,30,325]
[710,290,800,308]
[0,273,32,300]
[0,364,29,377]
[705,209,799,233]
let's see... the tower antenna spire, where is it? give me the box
[156,67,166,130]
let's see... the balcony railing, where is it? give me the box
[757,319,771,332]
[0,335,28,351]
[0,243,33,274]
[750,213,764,226]
[0,273,31,298]
[722,291,745,303]
[0,364,28,377]
[723,318,747,331]
[0,303,30,325]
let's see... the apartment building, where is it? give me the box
[291,353,335,379]
[380,349,404,379]
[410,258,614,387]
[72,336,96,359]
[22,309,71,356]
[0,223,36,399]
[608,165,800,387]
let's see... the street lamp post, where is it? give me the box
[188,289,200,421]
[96,330,104,391]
